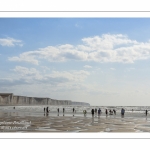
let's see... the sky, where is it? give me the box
[1,18,150,106]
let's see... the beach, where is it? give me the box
[0,106,150,132]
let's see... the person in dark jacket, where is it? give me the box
[46,107,49,113]
[121,108,125,115]
[146,110,148,116]
[91,109,94,116]
[105,109,108,115]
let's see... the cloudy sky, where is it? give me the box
[1,18,150,106]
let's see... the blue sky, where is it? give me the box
[1,18,150,106]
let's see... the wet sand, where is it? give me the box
[0,111,150,132]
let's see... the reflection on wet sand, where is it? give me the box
[0,110,150,132]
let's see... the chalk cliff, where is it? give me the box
[0,93,90,106]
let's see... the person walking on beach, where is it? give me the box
[109,109,113,115]
[95,108,97,116]
[44,107,45,113]
[83,110,87,116]
[57,108,59,113]
[46,107,49,113]
[146,110,148,116]
[105,109,108,115]
[98,108,101,116]
[63,108,65,113]
[121,108,125,116]
[113,109,116,115]
[73,108,75,113]
[95,108,97,113]
[91,109,94,116]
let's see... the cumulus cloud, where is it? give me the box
[8,34,150,64]
[0,37,23,47]
[8,51,39,65]
[48,70,90,82]
[1,66,90,87]
[0,78,29,86]
[13,66,40,77]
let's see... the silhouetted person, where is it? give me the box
[83,110,87,116]
[91,109,94,116]
[109,109,111,113]
[98,108,101,115]
[105,109,108,115]
[57,108,59,113]
[146,110,148,116]
[113,109,116,115]
[63,108,65,113]
[121,108,125,116]
[95,108,97,113]
[44,107,45,113]
[109,109,112,115]
[14,107,15,109]
[73,108,75,113]
[46,107,49,113]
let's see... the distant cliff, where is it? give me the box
[0,93,90,106]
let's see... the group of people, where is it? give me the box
[91,108,116,116]
[44,107,50,114]
[105,109,116,115]
[91,108,102,116]
[57,108,66,113]
[44,107,76,114]
[43,107,149,117]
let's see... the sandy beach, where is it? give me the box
[0,107,150,132]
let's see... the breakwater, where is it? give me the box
[0,93,90,106]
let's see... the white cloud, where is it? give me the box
[0,37,23,47]
[1,66,90,87]
[8,34,150,64]
[48,70,90,82]
[84,65,92,68]
[13,66,40,76]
